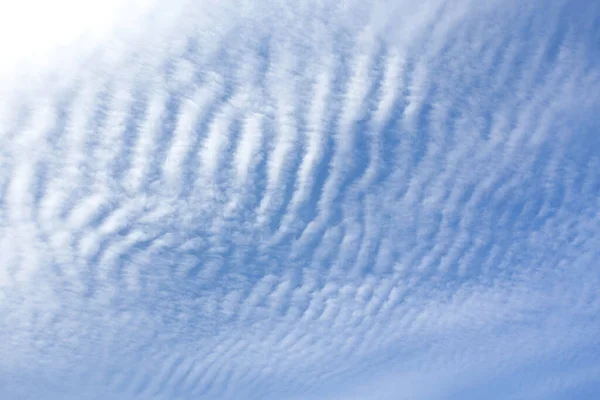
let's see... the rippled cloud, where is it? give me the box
[1,0,599,399]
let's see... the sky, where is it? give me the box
[0,0,599,399]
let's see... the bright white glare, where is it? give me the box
[0,0,158,80]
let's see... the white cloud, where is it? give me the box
[0,0,599,399]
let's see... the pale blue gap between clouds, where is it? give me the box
[0,0,599,399]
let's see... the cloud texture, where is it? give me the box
[0,0,599,399]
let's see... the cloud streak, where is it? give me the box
[0,0,599,399]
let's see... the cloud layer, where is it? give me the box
[1,0,599,399]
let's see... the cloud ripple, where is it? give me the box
[0,0,599,399]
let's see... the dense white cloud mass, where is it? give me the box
[1,0,599,399]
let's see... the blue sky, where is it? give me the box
[0,0,599,399]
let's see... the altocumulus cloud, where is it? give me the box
[1,0,599,399]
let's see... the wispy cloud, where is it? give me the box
[0,0,599,399]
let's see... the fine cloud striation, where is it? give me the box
[1,1,599,399]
